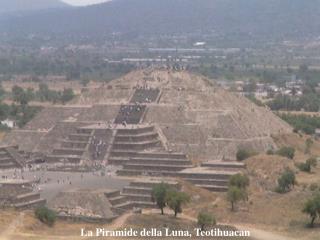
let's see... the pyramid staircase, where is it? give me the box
[0,146,26,169]
[108,126,163,165]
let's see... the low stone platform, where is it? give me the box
[0,179,46,209]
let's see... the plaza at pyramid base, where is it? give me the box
[0,69,292,221]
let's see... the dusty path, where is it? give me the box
[177,212,297,240]
[234,224,295,240]
[0,212,25,240]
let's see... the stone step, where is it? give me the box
[195,184,228,192]
[14,198,46,209]
[120,193,152,202]
[68,134,91,141]
[114,132,158,142]
[122,186,152,195]
[109,196,128,206]
[108,157,129,165]
[109,150,138,158]
[123,163,191,172]
[177,172,235,180]
[104,190,121,199]
[0,157,14,162]
[0,151,8,156]
[134,152,187,160]
[112,140,160,150]
[117,169,174,177]
[112,202,133,211]
[46,155,81,163]
[117,126,154,135]
[52,148,85,156]
[201,161,246,169]
[14,192,41,204]
[129,180,179,189]
[130,201,156,209]
[76,129,93,135]
[61,143,88,149]
[184,178,229,186]
[129,158,191,166]
[0,162,18,169]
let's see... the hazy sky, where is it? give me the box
[62,0,110,6]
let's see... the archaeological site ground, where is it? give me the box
[0,69,319,240]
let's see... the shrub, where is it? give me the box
[166,190,190,217]
[297,158,317,173]
[276,146,295,159]
[227,186,247,211]
[236,148,254,161]
[297,162,311,172]
[302,193,320,227]
[266,149,274,155]
[197,211,216,231]
[275,169,296,193]
[229,174,250,190]
[309,183,319,192]
[35,207,56,227]
[151,182,171,215]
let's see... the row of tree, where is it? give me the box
[11,84,75,105]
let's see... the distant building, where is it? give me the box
[1,119,16,128]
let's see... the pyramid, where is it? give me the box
[2,69,291,162]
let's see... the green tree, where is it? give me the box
[229,174,250,190]
[166,190,190,217]
[302,193,320,227]
[277,146,295,159]
[151,182,170,215]
[61,88,75,104]
[35,207,56,227]
[236,148,254,161]
[12,85,31,105]
[227,186,247,211]
[297,157,317,173]
[197,211,216,231]
[275,169,296,193]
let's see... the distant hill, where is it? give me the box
[1,0,320,41]
[0,0,69,14]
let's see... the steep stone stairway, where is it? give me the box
[0,146,26,169]
[108,126,163,165]
[114,105,147,124]
[130,88,161,104]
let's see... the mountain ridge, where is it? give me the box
[1,0,320,41]
[0,0,70,14]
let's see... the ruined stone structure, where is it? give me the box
[1,69,292,192]
[49,179,180,221]
[0,179,46,209]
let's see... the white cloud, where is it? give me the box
[62,0,110,6]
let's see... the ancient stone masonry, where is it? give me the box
[0,146,26,170]
[0,69,293,193]
[0,180,46,209]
